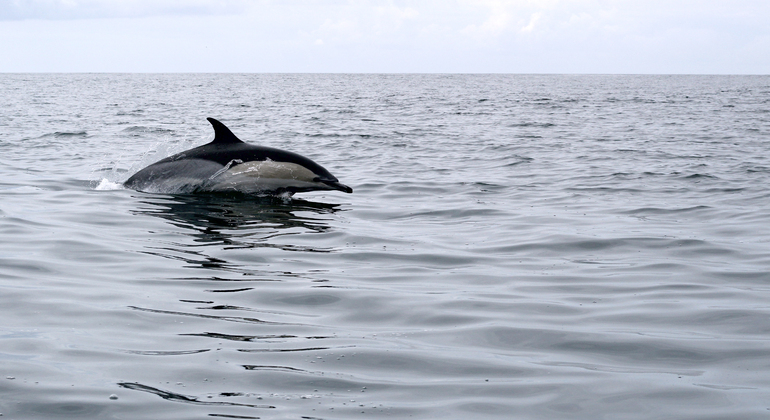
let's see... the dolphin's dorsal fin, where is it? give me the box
[207,117,244,145]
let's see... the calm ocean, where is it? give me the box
[1,74,769,419]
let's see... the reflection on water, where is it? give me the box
[130,192,344,273]
[116,192,352,415]
[118,382,274,409]
[133,192,341,241]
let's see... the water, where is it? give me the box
[1,74,770,419]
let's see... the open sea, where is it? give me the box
[1,73,770,419]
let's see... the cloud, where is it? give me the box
[0,0,249,21]
[306,1,422,48]
[376,3,418,22]
[520,12,541,33]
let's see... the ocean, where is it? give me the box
[1,73,769,419]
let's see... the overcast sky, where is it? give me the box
[1,0,768,73]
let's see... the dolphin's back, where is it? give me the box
[177,142,339,182]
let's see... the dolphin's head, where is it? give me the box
[314,176,353,194]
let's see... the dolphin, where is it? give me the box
[124,118,352,195]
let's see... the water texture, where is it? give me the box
[1,74,770,419]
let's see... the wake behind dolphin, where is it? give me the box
[124,118,352,196]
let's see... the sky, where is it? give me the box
[1,0,768,73]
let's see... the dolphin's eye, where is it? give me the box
[312,177,321,182]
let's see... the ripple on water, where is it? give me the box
[1,74,770,419]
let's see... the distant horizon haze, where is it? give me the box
[1,0,768,74]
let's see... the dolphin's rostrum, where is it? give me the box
[124,118,352,195]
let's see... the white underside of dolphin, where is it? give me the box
[124,118,352,196]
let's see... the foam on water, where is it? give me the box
[94,178,123,190]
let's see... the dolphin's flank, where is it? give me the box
[124,118,352,195]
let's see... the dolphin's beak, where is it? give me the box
[322,180,353,193]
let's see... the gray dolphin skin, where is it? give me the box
[124,118,352,195]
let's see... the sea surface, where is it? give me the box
[1,74,770,419]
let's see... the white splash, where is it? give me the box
[94,178,124,190]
